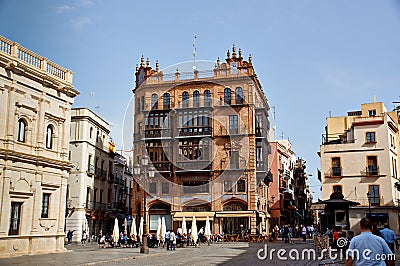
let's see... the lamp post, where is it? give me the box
[134,155,155,254]
[367,192,372,214]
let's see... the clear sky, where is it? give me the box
[1,0,400,200]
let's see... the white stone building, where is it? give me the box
[320,101,400,234]
[0,35,78,257]
[66,108,114,242]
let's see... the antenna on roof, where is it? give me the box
[193,34,197,70]
[90,91,100,114]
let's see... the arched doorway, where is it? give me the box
[221,200,249,234]
[149,202,171,233]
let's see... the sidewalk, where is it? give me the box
[0,242,249,266]
[0,243,169,266]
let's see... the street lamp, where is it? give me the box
[133,155,155,254]
[366,192,372,213]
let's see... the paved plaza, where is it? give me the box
[0,239,399,266]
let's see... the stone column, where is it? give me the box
[6,86,16,140]
[36,96,45,147]
[30,169,42,233]
[0,167,11,235]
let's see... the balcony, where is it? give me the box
[255,127,268,138]
[256,161,268,172]
[325,167,342,178]
[361,166,379,176]
[87,165,95,176]
[176,161,212,172]
[177,127,212,137]
[322,134,355,145]
[144,128,171,139]
[152,162,172,172]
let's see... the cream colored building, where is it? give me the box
[66,108,114,242]
[0,35,78,257]
[320,101,400,234]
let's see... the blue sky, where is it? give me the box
[1,0,400,200]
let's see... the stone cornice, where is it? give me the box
[0,148,72,170]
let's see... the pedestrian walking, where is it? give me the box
[81,230,87,246]
[67,230,74,245]
[346,217,394,266]
[165,230,171,250]
[380,223,399,253]
[301,225,307,242]
[170,231,176,250]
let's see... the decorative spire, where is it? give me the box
[227,49,231,59]
[155,60,159,71]
[140,55,145,66]
[238,48,242,58]
[146,58,150,67]
[217,57,220,66]
[249,54,252,63]
[135,64,139,72]
[232,44,237,58]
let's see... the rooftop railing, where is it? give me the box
[0,35,73,84]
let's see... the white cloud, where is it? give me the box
[69,17,92,30]
[78,0,95,7]
[54,5,73,13]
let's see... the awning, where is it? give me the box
[173,211,215,221]
[215,211,254,218]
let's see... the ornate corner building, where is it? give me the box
[132,46,272,235]
[0,35,79,257]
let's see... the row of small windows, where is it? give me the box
[89,126,106,143]
[17,118,54,149]
[141,87,244,111]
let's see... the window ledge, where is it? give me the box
[365,141,377,144]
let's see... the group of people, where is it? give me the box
[96,230,139,248]
[271,224,317,243]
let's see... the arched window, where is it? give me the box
[151,93,158,110]
[204,90,211,106]
[163,93,170,109]
[46,125,53,149]
[235,87,243,104]
[17,118,26,142]
[182,91,189,108]
[90,127,93,139]
[193,91,200,107]
[224,88,231,105]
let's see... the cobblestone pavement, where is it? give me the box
[0,239,399,266]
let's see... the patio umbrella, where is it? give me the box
[123,218,128,235]
[112,217,119,246]
[204,216,212,241]
[191,216,198,246]
[161,216,166,245]
[156,217,162,240]
[182,216,187,236]
[130,217,137,239]
[138,216,144,242]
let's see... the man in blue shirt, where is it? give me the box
[346,217,394,266]
[380,223,398,253]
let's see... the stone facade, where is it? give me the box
[0,35,78,257]
[66,108,114,242]
[132,46,271,235]
[319,101,400,234]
